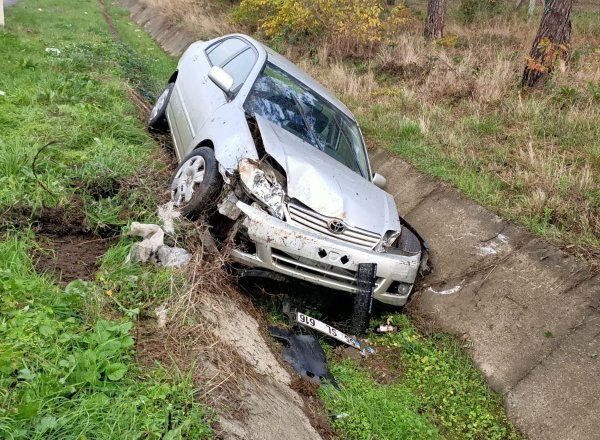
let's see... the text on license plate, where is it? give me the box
[296,312,361,349]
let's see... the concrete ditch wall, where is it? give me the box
[120,2,600,438]
[369,149,600,440]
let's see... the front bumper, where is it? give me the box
[230,202,421,306]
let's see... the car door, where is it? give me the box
[175,37,257,158]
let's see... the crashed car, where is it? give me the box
[148,33,429,307]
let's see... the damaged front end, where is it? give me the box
[212,112,430,307]
[215,164,428,307]
[238,158,286,220]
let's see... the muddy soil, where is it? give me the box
[35,234,114,285]
[0,199,116,285]
[290,377,337,440]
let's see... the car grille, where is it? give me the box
[287,203,381,250]
[271,249,382,293]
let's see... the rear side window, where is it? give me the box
[206,37,257,92]
[206,38,247,66]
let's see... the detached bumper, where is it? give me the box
[230,202,421,306]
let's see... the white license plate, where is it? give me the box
[296,312,361,349]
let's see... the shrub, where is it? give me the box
[233,0,413,57]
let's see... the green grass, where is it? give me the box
[320,315,520,440]
[0,1,212,438]
[0,235,212,439]
[0,0,175,220]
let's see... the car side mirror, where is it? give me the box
[372,172,387,189]
[208,66,234,95]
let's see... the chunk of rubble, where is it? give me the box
[126,222,191,267]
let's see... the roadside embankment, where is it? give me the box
[119,1,599,438]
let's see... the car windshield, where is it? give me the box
[244,63,370,179]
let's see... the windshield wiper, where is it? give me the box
[290,94,324,151]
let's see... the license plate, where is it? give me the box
[296,312,361,349]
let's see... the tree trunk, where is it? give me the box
[527,0,537,18]
[424,0,447,40]
[522,0,573,87]
[515,0,524,9]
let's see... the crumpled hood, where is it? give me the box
[254,115,400,235]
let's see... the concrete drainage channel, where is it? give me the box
[119,1,600,439]
[369,151,600,439]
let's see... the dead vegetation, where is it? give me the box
[132,226,329,439]
[289,12,599,257]
[135,227,259,404]
[137,0,235,39]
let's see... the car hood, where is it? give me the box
[254,115,400,235]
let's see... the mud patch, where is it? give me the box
[1,198,87,236]
[363,346,405,385]
[76,176,122,201]
[291,376,320,397]
[35,234,114,285]
[333,345,404,385]
[36,201,87,236]
[26,198,116,284]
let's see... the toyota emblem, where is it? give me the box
[328,219,346,234]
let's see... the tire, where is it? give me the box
[148,83,174,132]
[170,147,223,218]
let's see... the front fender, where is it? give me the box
[197,106,259,171]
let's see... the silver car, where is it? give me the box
[148,34,430,307]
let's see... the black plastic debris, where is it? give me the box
[268,326,336,387]
[351,263,377,335]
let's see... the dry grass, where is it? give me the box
[145,0,599,255]
[135,229,266,413]
[294,11,600,257]
[299,60,378,100]
[140,0,234,39]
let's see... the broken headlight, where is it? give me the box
[239,158,286,220]
[375,229,402,253]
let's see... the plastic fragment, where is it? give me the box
[376,324,398,333]
[332,413,349,420]
[155,303,168,327]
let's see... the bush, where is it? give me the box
[233,0,413,57]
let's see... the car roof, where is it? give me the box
[222,34,356,120]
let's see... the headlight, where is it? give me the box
[383,230,401,247]
[375,229,401,253]
[239,158,286,220]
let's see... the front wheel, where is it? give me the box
[170,147,223,218]
[148,83,174,132]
